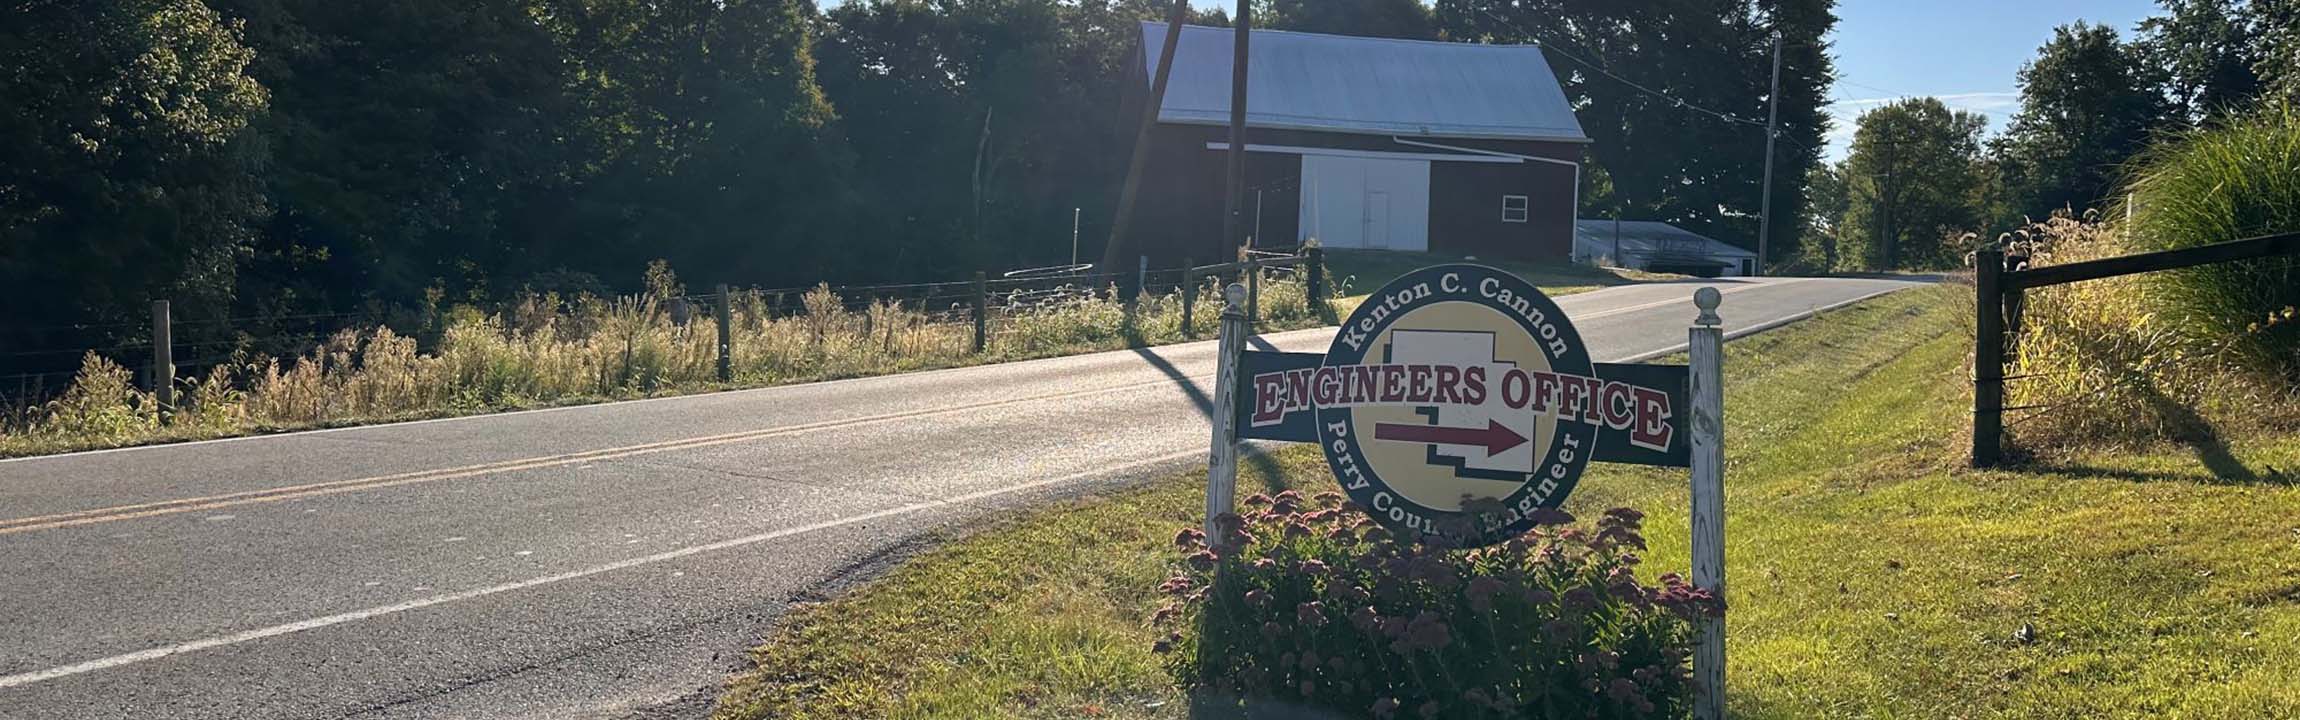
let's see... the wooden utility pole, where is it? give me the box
[1220,0,1252,258]
[973,108,994,247]
[1096,1,1193,278]
[1755,31,1783,276]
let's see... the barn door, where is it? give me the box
[1298,154,1430,251]
[1364,190,1393,249]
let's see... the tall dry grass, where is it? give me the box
[2000,215,2300,453]
[0,266,1325,457]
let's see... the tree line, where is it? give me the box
[1810,0,2300,271]
[2,0,1834,373]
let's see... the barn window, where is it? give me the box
[1501,195,1530,223]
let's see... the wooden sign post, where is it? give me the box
[1205,283,1249,548]
[1688,287,1727,720]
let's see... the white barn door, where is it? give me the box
[1299,154,1429,251]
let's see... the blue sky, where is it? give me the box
[1182,0,2167,160]
[1824,0,2160,159]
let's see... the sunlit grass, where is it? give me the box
[714,285,2300,719]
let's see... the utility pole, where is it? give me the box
[972,107,993,247]
[1860,137,1909,270]
[1253,189,1264,249]
[1881,141,1899,270]
[1220,0,1252,259]
[1097,1,1192,277]
[1755,31,1783,276]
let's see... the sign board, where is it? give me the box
[1232,264,1691,546]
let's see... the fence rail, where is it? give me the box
[3,249,1330,409]
[1972,230,2300,467]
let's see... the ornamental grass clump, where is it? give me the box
[2122,103,2300,378]
[1155,491,1714,719]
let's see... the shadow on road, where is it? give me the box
[1131,344,1289,493]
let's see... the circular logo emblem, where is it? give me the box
[1319,264,1595,545]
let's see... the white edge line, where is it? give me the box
[0,448,1204,690]
[1612,285,1915,364]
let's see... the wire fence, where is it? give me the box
[0,252,1329,414]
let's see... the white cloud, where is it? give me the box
[1819,91,2022,161]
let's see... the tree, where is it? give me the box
[1840,98,1989,270]
[1260,0,1436,40]
[547,0,858,288]
[1435,0,1838,268]
[0,0,268,349]
[1799,162,1849,271]
[2136,0,2262,122]
[817,0,1196,279]
[213,0,572,311]
[2249,0,2300,102]
[1991,22,2171,220]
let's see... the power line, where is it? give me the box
[1831,78,2011,117]
[1477,9,1772,131]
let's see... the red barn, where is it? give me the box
[1124,22,1588,266]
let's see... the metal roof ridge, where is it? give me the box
[1143,21,1542,51]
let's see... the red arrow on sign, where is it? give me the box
[1372,419,1528,456]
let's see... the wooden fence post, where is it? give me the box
[1180,258,1197,338]
[1305,246,1326,312]
[972,271,989,354]
[1974,248,2005,468]
[716,284,734,382]
[1206,283,1249,549]
[1688,287,1727,720]
[151,299,173,411]
[1244,258,1261,328]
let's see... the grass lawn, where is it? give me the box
[713,284,2300,719]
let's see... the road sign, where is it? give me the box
[1202,266,1726,715]
[1230,264,1692,546]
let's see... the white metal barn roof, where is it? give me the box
[1141,22,1589,143]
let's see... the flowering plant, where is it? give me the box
[1153,491,1718,719]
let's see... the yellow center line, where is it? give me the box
[0,378,1184,536]
[1567,278,1806,322]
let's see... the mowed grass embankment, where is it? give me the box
[712,284,2300,719]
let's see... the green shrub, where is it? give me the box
[1156,491,1711,719]
[2122,104,2300,375]
[40,354,158,442]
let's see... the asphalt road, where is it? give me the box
[0,276,1922,719]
